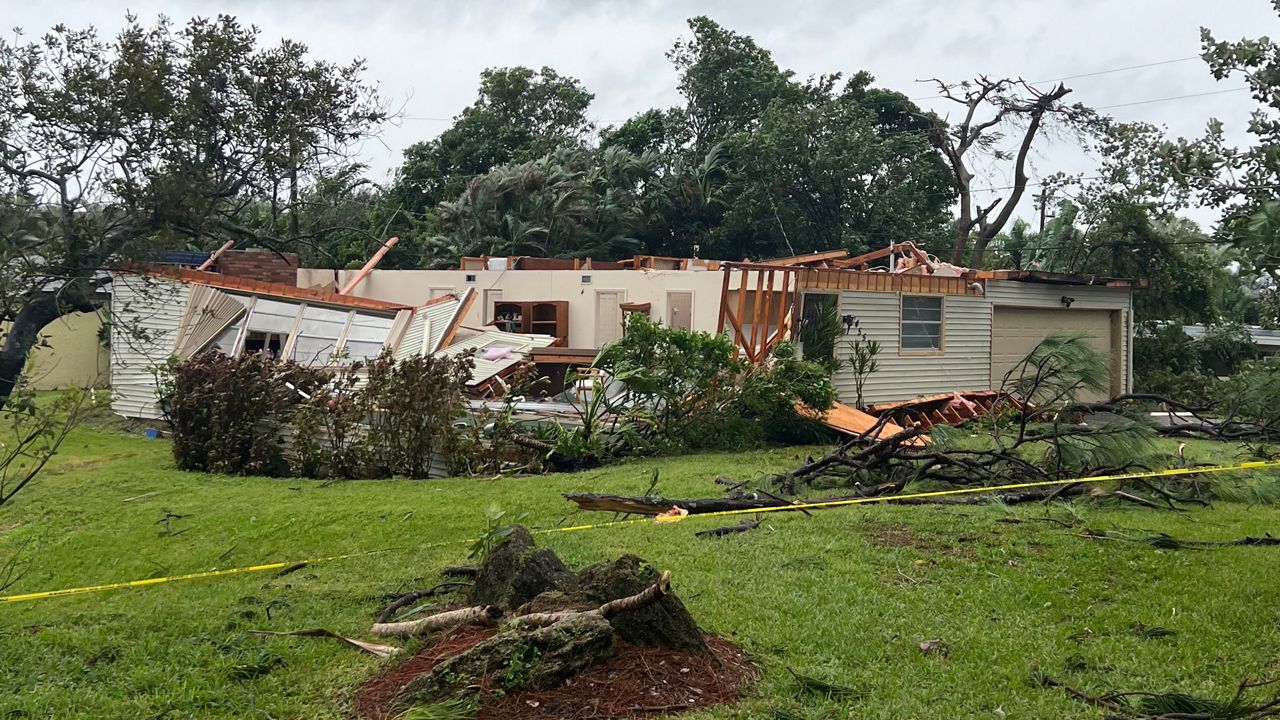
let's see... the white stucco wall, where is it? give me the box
[299,268,745,348]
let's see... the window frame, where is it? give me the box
[899,294,945,355]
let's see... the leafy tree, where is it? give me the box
[0,15,385,410]
[389,66,594,218]
[606,18,955,261]
[425,146,659,261]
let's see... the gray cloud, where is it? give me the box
[8,0,1278,228]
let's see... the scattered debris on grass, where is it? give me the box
[695,520,760,538]
[1080,530,1280,550]
[1037,673,1280,719]
[918,639,949,657]
[785,667,863,700]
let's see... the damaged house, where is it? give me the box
[109,268,473,420]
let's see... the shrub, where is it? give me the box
[291,352,478,479]
[594,315,836,450]
[165,352,325,476]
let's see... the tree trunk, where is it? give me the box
[0,294,66,412]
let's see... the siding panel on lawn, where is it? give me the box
[110,274,191,420]
[831,291,992,405]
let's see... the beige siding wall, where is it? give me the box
[830,291,992,405]
[984,281,1133,393]
[110,274,191,420]
[5,311,110,390]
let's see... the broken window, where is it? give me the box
[901,296,943,351]
[244,331,286,358]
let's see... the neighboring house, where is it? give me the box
[109,269,468,420]
[4,310,110,391]
[1182,324,1280,359]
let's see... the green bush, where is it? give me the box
[290,353,478,479]
[594,315,835,450]
[165,352,326,476]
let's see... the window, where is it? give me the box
[341,312,397,362]
[244,331,286,358]
[900,296,943,351]
[290,305,350,363]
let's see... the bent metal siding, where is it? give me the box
[110,274,191,420]
[831,291,992,406]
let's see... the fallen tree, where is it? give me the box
[564,336,1279,519]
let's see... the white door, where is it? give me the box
[667,291,693,330]
[483,289,503,324]
[595,291,623,346]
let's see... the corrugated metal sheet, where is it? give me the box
[831,291,992,405]
[435,330,557,385]
[110,274,191,420]
[985,281,1132,393]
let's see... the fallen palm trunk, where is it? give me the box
[370,605,503,637]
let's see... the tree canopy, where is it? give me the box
[0,14,386,409]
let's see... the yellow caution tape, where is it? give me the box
[4,459,1278,604]
[531,459,1280,533]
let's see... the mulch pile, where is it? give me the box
[352,626,756,720]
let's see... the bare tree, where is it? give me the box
[923,77,1096,268]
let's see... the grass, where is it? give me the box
[2,418,1280,719]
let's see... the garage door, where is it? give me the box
[991,307,1116,401]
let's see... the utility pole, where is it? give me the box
[1036,188,1054,232]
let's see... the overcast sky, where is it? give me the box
[8,0,1279,229]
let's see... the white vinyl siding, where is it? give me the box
[109,274,192,420]
[831,291,991,406]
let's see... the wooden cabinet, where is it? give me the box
[491,300,569,346]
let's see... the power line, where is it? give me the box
[1095,87,1249,110]
[1030,56,1202,85]
[403,56,1229,124]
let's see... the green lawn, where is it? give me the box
[2,422,1280,719]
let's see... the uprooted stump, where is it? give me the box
[398,615,616,704]
[467,526,578,609]
[362,526,745,719]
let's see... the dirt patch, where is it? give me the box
[866,523,916,549]
[864,522,979,559]
[353,631,755,720]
